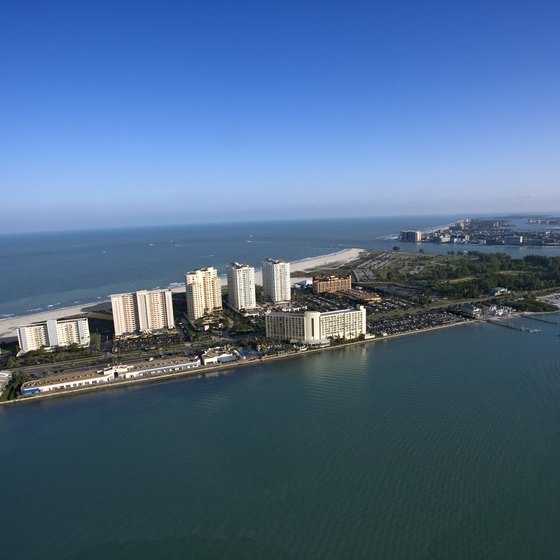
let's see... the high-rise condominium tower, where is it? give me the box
[185,267,223,321]
[262,258,291,303]
[17,318,90,353]
[111,289,174,336]
[227,262,256,311]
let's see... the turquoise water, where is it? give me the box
[3,317,560,559]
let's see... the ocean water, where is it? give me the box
[2,317,560,559]
[2,215,560,318]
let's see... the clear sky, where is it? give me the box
[1,0,559,232]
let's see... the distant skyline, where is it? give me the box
[1,0,559,233]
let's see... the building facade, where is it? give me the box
[265,306,366,346]
[17,318,90,353]
[262,258,291,303]
[400,230,422,242]
[312,274,352,294]
[227,262,256,311]
[185,267,223,321]
[111,289,174,336]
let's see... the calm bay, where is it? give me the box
[2,316,560,559]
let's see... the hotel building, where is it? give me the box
[227,262,256,311]
[17,318,90,353]
[185,267,223,321]
[265,306,366,346]
[312,274,352,294]
[111,289,174,336]
[262,258,291,303]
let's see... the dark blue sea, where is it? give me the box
[2,215,560,318]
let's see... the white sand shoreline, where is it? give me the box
[0,247,365,340]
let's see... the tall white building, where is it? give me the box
[262,258,291,303]
[265,306,366,346]
[185,267,223,321]
[110,292,138,336]
[111,289,174,336]
[227,262,256,311]
[17,318,90,353]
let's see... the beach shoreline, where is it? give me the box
[0,247,364,340]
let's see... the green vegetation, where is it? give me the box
[381,252,560,299]
[0,371,30,402]
[505,296,558,313]
[90,333,102,352]
[7,343,91,368]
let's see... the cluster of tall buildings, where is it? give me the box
[184,258,291,320]
[16,255,363,353]
[108,257,292,336]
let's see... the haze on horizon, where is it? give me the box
[1,0,559,234]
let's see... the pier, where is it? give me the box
[521,314,560,325]
[487,319,541,333]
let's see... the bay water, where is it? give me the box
[2,317,560,559]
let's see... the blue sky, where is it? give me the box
[1,0,559,232]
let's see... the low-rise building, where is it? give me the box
[461,304,481,318]
[20,358,203,396]
[201,348,237,365]
[20,365,127,395]
[336,289,381,304]
[489,287,508,296]
[312,274,352,294]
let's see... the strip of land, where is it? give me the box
[0,248,364,341]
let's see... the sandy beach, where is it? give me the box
[0,247,364,341]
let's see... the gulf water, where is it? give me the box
[3,215,560,318]
[2,317,560,559]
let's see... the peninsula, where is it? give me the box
[2,247,559,404]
